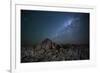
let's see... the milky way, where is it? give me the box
[52,17,79,38]
[21,10,89,44]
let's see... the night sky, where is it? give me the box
[21,10,89,45]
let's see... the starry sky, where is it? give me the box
[21,10,89,44]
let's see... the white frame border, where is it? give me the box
[11,3,96,73]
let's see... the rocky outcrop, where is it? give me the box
[31,38,65,61]
[21,38,89,62]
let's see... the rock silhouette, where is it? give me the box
[21,38,89,63]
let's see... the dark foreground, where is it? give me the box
[21,39,89,63]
